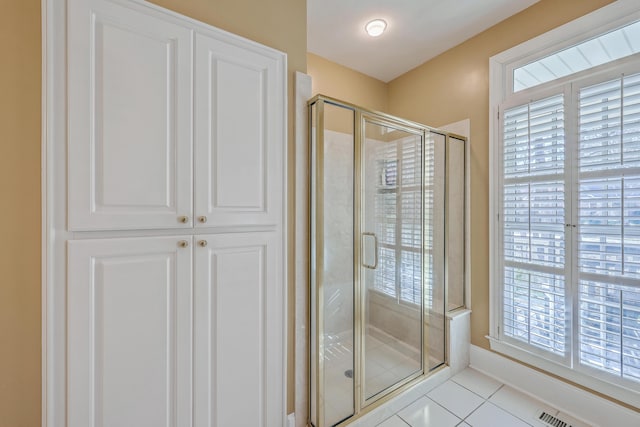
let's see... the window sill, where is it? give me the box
[487,336,640,409]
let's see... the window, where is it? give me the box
[500,73,640,379]
[513,20,640,92]
[500,71,640,388]
[491,1,640,407]
[373,136,428,305]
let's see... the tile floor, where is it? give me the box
[375,368,591,427]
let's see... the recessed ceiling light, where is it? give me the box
[365,19,387,37]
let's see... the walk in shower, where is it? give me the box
[309,96,466,427]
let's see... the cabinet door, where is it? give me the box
[68,0,193,230]
[194,33,286,228]
[194,232,284,427]
[67,236,193,427]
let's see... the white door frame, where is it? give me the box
[293,71,312,427]
[42,1,66,424]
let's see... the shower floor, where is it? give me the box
[323,330,422,426]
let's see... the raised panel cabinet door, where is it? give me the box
[194,33,286,228]
[193,232,285,427]
[67,236,193,427]
[68,0,193,230]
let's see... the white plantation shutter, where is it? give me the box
[501,94,568,356]
[375,141,398,297]
[423,135,435,309]
[579,281,640,381]
[400,139,424,304]
[577,73,640,381]
[503,267,566,353]
[374,136,424,305]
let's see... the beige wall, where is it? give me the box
[308,52,388,112]
[149,0,306,80]
[0,1,42,427]
[0,1,306,425]
[387,0,614,353]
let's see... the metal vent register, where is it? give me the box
[538,411,574,427]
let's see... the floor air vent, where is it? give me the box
[538,411,573,427]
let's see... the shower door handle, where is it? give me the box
[362,232,378,269]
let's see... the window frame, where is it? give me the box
[489,0,640,408]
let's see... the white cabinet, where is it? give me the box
[59,1,287,426]
[67,236,194,427]
[194,34,285,228]
[68,0,286,232]
[68,0,194,230]
[194,232,283,426]
[67,232,285,427]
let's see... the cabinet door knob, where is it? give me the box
[198,240,208,247]
[198,216,208,223]
[178,240,189,248]
[178,216,189,224]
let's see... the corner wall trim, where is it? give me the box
[293,71,312,427]
[469,345,640,427]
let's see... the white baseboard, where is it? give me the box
[470,345,640,427]
[287,412,295,427]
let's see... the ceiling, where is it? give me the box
[308,0,540,82]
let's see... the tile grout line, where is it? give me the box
[392,388,442,426]
[395,414,411,426]
[485,383,554,426]
[450,370,506,397]
[446,380,532,426]
[487,383,505,399]
[449,376,499,401]
[408,376,501,425]
[459,389,490,423]
[423,395,465,424]
[464,401,537,427]
[449,374,542,425]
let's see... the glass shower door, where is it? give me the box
[361,116,425,401]
[310,96,454,426]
